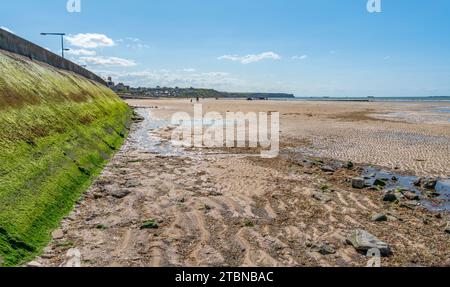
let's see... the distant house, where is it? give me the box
[114,83,130,92]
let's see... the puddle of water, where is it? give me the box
[377,107,450,123]
[127,108,184,156]
[434,107,450,122]
[362,167,450,212]
[435,107,450,114]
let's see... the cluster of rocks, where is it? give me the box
[414,178,438,190]
[352,173,444,205]
[344,166,450,257]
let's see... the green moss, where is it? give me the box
[0,50,131,266]
[243,219,255,227]
[96,224,108,230]
[140,220,158,230]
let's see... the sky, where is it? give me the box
[1,0,450,97]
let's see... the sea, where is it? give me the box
[273,96,450,102]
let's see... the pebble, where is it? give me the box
[403,191,420,201]
[52,229,64,240]
[382,193,398,203]
[110,189,131,199]
[312,192,332,203]
[371,214,388,222]
[311,243,336,255]
[352,177,366,189]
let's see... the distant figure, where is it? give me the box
[190,99,193,103]
[196,97,200,103]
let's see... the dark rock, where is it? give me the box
[312,192,332,203]
[132,115,145,122]
[345,161,354,170]
[311,243,336,255]
[382,193,398,203]
[403,191,420,201]
[352,177,366,189]
[371,214,388,222]
[373,178,388,187]
[110,189,131,199]
[423,178,438,190]
[427,191,441,198]
[347,229,391,257]
[445,222,450,234]
[413,178,423,187]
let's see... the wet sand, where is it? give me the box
[36,99,450,267]
[135,99,450,176]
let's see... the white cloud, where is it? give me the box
[183,68,196,72]
[125,37,140,42]
[126,43,150,50]
[218,52,281,64]
[1,26,14,34]
[66,33,115,49]
[78,56,137,67]
[94,69,243,89]
[66,49,97,56]
[292,55,308,60]
[116,37,150,50]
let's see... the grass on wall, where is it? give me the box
[0,50,131,266]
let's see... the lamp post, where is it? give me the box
[40,32,67,58]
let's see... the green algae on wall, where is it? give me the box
[0,50,132,266]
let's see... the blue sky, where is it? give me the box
[2,0,450,97]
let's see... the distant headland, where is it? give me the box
[107,79,294,99]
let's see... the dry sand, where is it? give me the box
[37,99,450,267]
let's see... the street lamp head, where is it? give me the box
[39,32,67,58]
[40,32,66,36]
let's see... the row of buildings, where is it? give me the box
[106,77,130,93]
[105,77,192,97]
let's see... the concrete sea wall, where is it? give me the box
[0,28,106,85]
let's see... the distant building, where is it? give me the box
[106,77,115,88]
[114,83,130,92]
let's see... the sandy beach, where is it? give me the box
[137,99,450,176]
[37,99,450,267]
